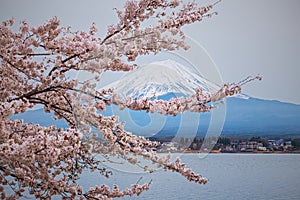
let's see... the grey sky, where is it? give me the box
[1,0,299,104]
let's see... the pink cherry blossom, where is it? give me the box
[0,0,262,199]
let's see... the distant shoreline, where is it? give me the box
[157,150,300,154]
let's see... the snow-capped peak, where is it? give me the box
[103,59,221,99]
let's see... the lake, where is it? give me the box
[80,153,300,200]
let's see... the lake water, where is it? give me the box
[80,153,300,200]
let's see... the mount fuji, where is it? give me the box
[103,59,220,99]
[102,59,300,137]
[12,60,300,137]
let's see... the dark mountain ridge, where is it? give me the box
[11,96,300,138]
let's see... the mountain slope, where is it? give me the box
[11,96,300,137]
[222,97,300,135]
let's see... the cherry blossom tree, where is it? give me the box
[0,0,261,199]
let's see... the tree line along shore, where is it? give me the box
[148,136,300,153]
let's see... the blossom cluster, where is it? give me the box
[85,181,152,199]
[0,121,87,199]
[0,0,261,199]
[110,82,252,116]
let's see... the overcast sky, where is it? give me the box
[1,0,300,104]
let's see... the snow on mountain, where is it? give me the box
[104,59,220,99]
